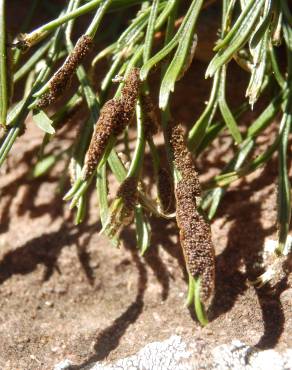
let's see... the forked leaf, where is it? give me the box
[246,0,271,105]
[206,0,265,77]
[215,0,260,51]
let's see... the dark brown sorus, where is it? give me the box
[82,68,141,180]
[175,180,215,302]
[141,93,159,138]
[170,123,201,195]
[170,124,215,302]
[157,167,175,213]
[37,35,93,109]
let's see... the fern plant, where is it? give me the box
[0,0,291,325]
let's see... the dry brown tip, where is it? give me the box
[117,176,138,211]
[105,176,138,239]
[15,34,31,52]
[69,158,77,185]
[0,125,8,140]
[38,35,93,109]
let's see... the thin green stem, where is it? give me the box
[193,277,208,326]
[143,0,160,63]
[13,40,51,83]
[86,0,115,38]
[13,0,39,65]
[21,0,103,49]
[127,98,145,178]
[0,0,8,126]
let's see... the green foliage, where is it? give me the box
[1,0,291,325]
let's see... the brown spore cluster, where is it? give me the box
[170,123,200,195]
[157,167,174,213]
[170,124,215,302]
[38,35,93,108]
[82,68,141,180]
[120,67,140,113]
[141,93,159,138]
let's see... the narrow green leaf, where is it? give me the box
[32,154,58,177]
[207,187,225,220]
[185,272,195,307]
[218,67,242,144]
[32,110,55,134]
[108,150,127,182]
[159,0,203,109]
[277,112,291,253]
[14,40,51,83]
[135,205,151,255]
[196,102,249,155]
[0,124,22,167]
[280,0,292,26]
[188,71,221,151]
[219,99,242,144]
[96,165,109,225]
[193,276,208,326]
[269,46,285,88]
[75,195,86,225]
[117,5,152,49]
[86,0,115,38]
[140,0,200,81]
[214,0,263,51]
[249,0,272,50]
[247,92,284,137]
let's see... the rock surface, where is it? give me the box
[54,335,292,370]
